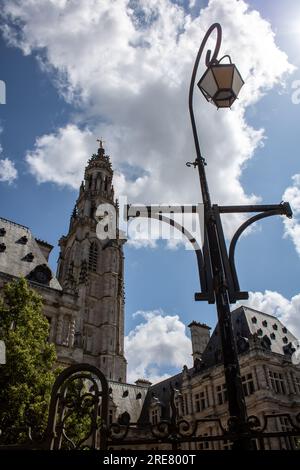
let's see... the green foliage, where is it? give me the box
[60,377,95,449]
[0,278,57,444]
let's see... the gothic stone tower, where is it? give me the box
[57,141,127,382]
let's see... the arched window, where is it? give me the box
[88,242,98,272]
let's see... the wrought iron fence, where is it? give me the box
[1,364,300,451]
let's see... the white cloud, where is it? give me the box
[0,157,18,184]
[282,174,300,256]
[243,290,300,338]
[0,0,294,238]
[25,124,94,188]
[125,309,193,383]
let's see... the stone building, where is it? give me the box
[0,143,299,450]
[134,306,300,450]
[0,141,126,382]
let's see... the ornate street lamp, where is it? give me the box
[126,22,292,451]
[197,56,244,108]
[187,22,292,450]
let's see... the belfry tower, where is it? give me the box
[57,141,127,382]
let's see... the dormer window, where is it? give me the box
[18,235,28,244]
[0,243,6,252]
[0,228,6,236]
[150,397,162,425]
[262,320,268,327]
[23,252,34,262]
[251,316,257,324]
[151,408,160,425]
[261,335,271,350]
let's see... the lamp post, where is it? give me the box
[126,22,292,451]
[187,23,292,450]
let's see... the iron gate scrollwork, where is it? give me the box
[1,365,300,450]
[0,364,109,450]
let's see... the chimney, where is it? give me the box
[135,378,152,388]
[188,321,211,360]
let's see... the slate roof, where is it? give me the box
[138,306,299,423]
[108,380,149,423]
[138,373,183,424]
[0,217,61,290]
[202,306,298,367]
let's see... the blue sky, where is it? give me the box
[1,0,300,382]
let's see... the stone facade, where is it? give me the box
[1,144,299,449]
[0,141,126,381]
[56,142,126,381]
[133,306,300,450]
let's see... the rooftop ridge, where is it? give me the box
[238,305,282,321]
[108,379,149,388]
[35,238,53,248]
[0,216,29,231]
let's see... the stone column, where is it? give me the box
[69,316,76,348]
[56,314,64,345]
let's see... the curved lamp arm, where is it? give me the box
[228,206,290,293]
[188,23,222,164]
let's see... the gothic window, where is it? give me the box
[88,242,98,272]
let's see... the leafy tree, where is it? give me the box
[0,278,57,444]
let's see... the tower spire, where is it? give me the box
[57,138,126,382]
[96,138,105,157]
